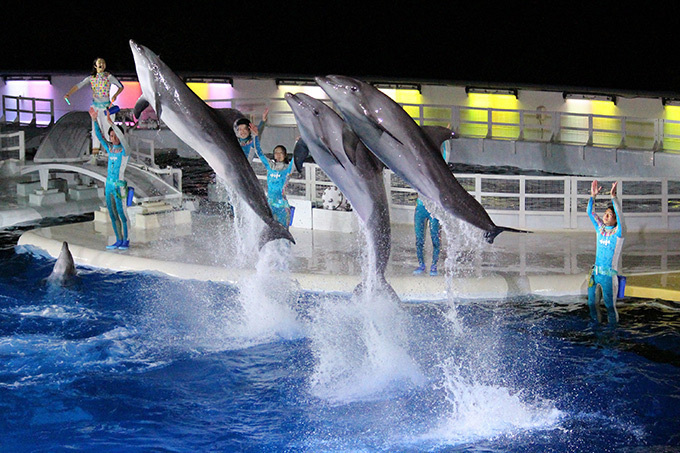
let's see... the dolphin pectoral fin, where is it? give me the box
[484,226,532,244]
[154,92,163,119]
[133,96,150,119]
[368,114,404,146]
[341,124,362,167]
[293,139,311,173]
[318,134,347,170]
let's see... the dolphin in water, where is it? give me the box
[47,241,77,284]
[285,92,396,297]
[129,40,294,247]
[316,75,526,243]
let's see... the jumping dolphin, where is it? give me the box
[129,40,294,247]
[285,92,396,297]
[47,241,77,283]
[316,75,526,243]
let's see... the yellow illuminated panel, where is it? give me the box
[562,99,621,147]
[461,93,520,139]
[664,106,680,152]
[186,82,234,101]
[187,83,209,99]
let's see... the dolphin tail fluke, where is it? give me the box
[485,226,532,244]
[259,222,296,249]
[353,276,402,304]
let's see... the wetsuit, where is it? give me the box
[94,122,130,248]
[587,196,625,324]
[237,120,266,160]
[414,146,447,275]
[414,199,441,274]
[256,147,295,228]
[76,72,123,149]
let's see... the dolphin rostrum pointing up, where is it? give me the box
[316,75,527,244]
[47,241,77,284]
[129,40,294,248]
[286,92,396,298]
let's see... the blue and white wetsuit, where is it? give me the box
[415,199,441,271]
[237,120,266,160]
[414,146,447,274]
[256,147,295,228]
[94,122,130,245]
[587,196,625,324]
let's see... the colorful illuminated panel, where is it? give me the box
[2,80,55,125]
[461,93,520,139]
[664,105,680,152]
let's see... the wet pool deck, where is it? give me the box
[17,211,680,302]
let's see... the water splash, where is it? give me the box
[422,357,563,444]
[307,289,424,403]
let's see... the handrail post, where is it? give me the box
[486,108,493,139]
[620,116,627,148]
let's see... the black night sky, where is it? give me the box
[3,2,680,95]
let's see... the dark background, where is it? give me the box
[3,2,679,95]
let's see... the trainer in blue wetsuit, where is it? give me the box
[587,180,625,324]
[235,108,268,160]
[91,107,131,250]
[413,146,448,276]
[256,144,295,229]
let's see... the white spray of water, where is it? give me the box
[307,224,424,403]
[232,239,302,344]
[420,357,563,444]
[223,181,263,268]
[307,288,424,403]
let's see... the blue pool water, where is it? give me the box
[1,222,680,452]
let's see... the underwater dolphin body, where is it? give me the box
[48,241,77,283]
[129,40,294,247]
[316,75,525,243]
[285,92,395,295]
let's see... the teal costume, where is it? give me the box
[94,122,130,250]
[256,148,295,228]
[237,120,266,159]
[414,199,441,275]
[587,197,624,324]
[414,146,447,276]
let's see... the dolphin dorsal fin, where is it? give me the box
[293,138,310,173]
[422,125,456,149]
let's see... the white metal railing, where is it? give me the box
[204,97,673,152]
[1,94,678,151]
[0,130,26,161]
[251,161,680,232]
[1,95,54,126]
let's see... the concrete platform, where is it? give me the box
[16,212,680,301]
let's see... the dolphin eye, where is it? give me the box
[313,108,320,116]
[350,86,358,92]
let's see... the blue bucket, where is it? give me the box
[617,275,626,299]
[126,187,134,207]
[289,206,295,226]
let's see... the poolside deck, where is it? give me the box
[16,211,680,302]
